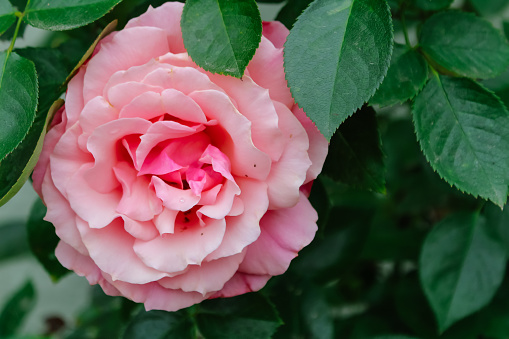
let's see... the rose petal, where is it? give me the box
[65,68,86,129]
[108,82,164,109]
[119,91,164,120]
[151,176,200,211]
[133,218,226,273]
[262,21,289,49]
[154,208,179,235]
[79,96,119,135]
[211,272,271,298]
[121,216,159,241]
[239,192,318,276]
[198,180,240,219]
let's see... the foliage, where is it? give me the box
[2,0,509,338]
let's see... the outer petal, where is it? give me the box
[239,192,318,276]
[262,21,289,49]
[211,272,271,298]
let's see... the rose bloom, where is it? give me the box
[32,2,328,311]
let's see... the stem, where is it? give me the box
[7,12,24,55]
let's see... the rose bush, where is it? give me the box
[32,2,328,312]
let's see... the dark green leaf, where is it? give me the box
[181,0,262,78]
[483,67,509,109]
[301,286,333,339]
[470,0,508,16]
[0,99,61,207]
[0,220,29,262]
[483,202,509,255]
[504,21,509,40]
[24,0,122,31]
[322,106,385,193]
[414,0,453,10]
[370,44,428,106]
[123,309,194,339]
[275,0,312,29]
[284,0,393,139]
[196,293,282,339]
[0,1,16,36]
[0,281,36,337]
[27,198,69,281]
[420,11,509,79]
[413,75,509,207]
[0,52,38,161]
[371,336,419,339]
[420,211,507,332]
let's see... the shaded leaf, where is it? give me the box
[275,0,313,29]
[27,197,69,281]
[420,211,506,332]
[470,0,508,16]
[0,1,16,36]
[322,106,385,193]
[24,0,122,31]
[0,281,36,337]
[370,44,428,107]
[420,11,509,79]
[414,0,453,10]
[196,293,282,339]
[0,220,29,262]
[123,309,194,339]
[284,0,393,139]
[0,51,38,161]
[181,0,262,78]
[413,75,509,207]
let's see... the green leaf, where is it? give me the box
[0,1,16,36]
[413,75,509,207]
[419,211,507,332]
[420,11,509,79]
[0,221,29,262]
[301,285,333,339]
[27,198,69,281]
[24,0,122,31]
[370,44,428,106]
[284,0,393,140]
[181,0,262,78]
[483,202,509,255]
[123,309,194,339]
[0,51,38,161]
[196,293,282,339]
[414,0,453,10]
[470,0,508,16]
[371,336,419,339]
[275,0,313,29]
[322,106,385,193]
[0,281,36,337]
[0,99,62,207]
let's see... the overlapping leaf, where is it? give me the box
[284,0,393,139]
[0,1,16,36]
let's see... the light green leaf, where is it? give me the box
[370,44,428,106]
[413,75,509,207]
[415,0,453,10]
[123,309,195,339]
[0,99,62,207]
[420,211,507,332]
[284,0,393,140]
[196,293,282,339]
[420,11,509,79]
[181,0,262,78]
[0,281,36,337]
[0,51,38,161]
[322,106,385,193]
[24,0,122,31]
[0,1,16,36]
[27,198,69,281]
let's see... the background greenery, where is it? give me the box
[2,0,509,338]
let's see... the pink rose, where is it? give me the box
[32,2,328,312]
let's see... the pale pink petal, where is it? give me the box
[121,216,159,241]
[247,37,293,108]
[79,96,119,135]
[66,164,121,229]
[206,74,285,161]
[228,196,244,216]
[152,176,200,211]
[83,26,170,102]
[266,102,311,209]
[113,163,163,221]
[161,88,208,123]
[262,21,289,49]
[239,192,318,276]
[198,184,222,206]
[159,251,246,295]
[211,273,271,298]
[64,68,86,129]
[198,180,240,219]
[159,52,196,67]
[85,118,151,193]
[199,144,234,181]
[190,90,271,180]
[55,241,102,285]
[50,123,93,198]
[125,2,186,53]
[142,67,221,94]
[108,82,164,109]
[118,91,164,120]
[293,106,328,183]
[76,218,167,284]
[154,208,179,235]
[41,170,88,255]
[206,178,268,260]
[133,218,226,273]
